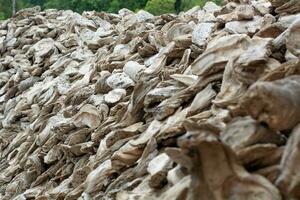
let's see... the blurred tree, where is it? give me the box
[116,0,148,12]
[12,0,16,15]
[175,0,182,14]
[0,0,12,19]
[0,0,33,19]
[108,0,121,12]
[43,0,148,13]
[144,0,176,15]
[145,0,223,15]
[0,0,223,20]
[28,0,47,4]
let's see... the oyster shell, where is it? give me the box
[1,1,300,199]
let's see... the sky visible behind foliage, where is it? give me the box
[0,0,223,19]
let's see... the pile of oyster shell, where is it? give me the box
[1,0,300,199]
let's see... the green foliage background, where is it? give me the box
[0,0,222,20]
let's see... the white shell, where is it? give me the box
[104,88,126,104]
[106,73,135,89]
[147,153,173,175]
[123,61,146,81]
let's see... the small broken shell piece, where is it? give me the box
[44,145,62,164]
[286,19,300,58]
[166,23,193,42]
[276,124,300,199]
[214,37,272,107]
[167,165,186,185]
[176,135,282,200]
[170,74,198,86]
[84,160,113,196]
[95,71,112,94]
[159,176,191,200]
[147,153,173,176]
[106,72,135,89]
[191,34,249,76]
[236,144,283,170]
[274,0,300,14]
[225,15,275,35]
[238,75,300,130]
[217,5,255,22]
[192,22,216,47]
[123,61,146,81]
[73,104,102,129]
[221,116,285,151]
[203,1,221,13]
[144,86,182,109]
[188,84,216,116]
[104,88,126,104]
[28,38,57,64]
